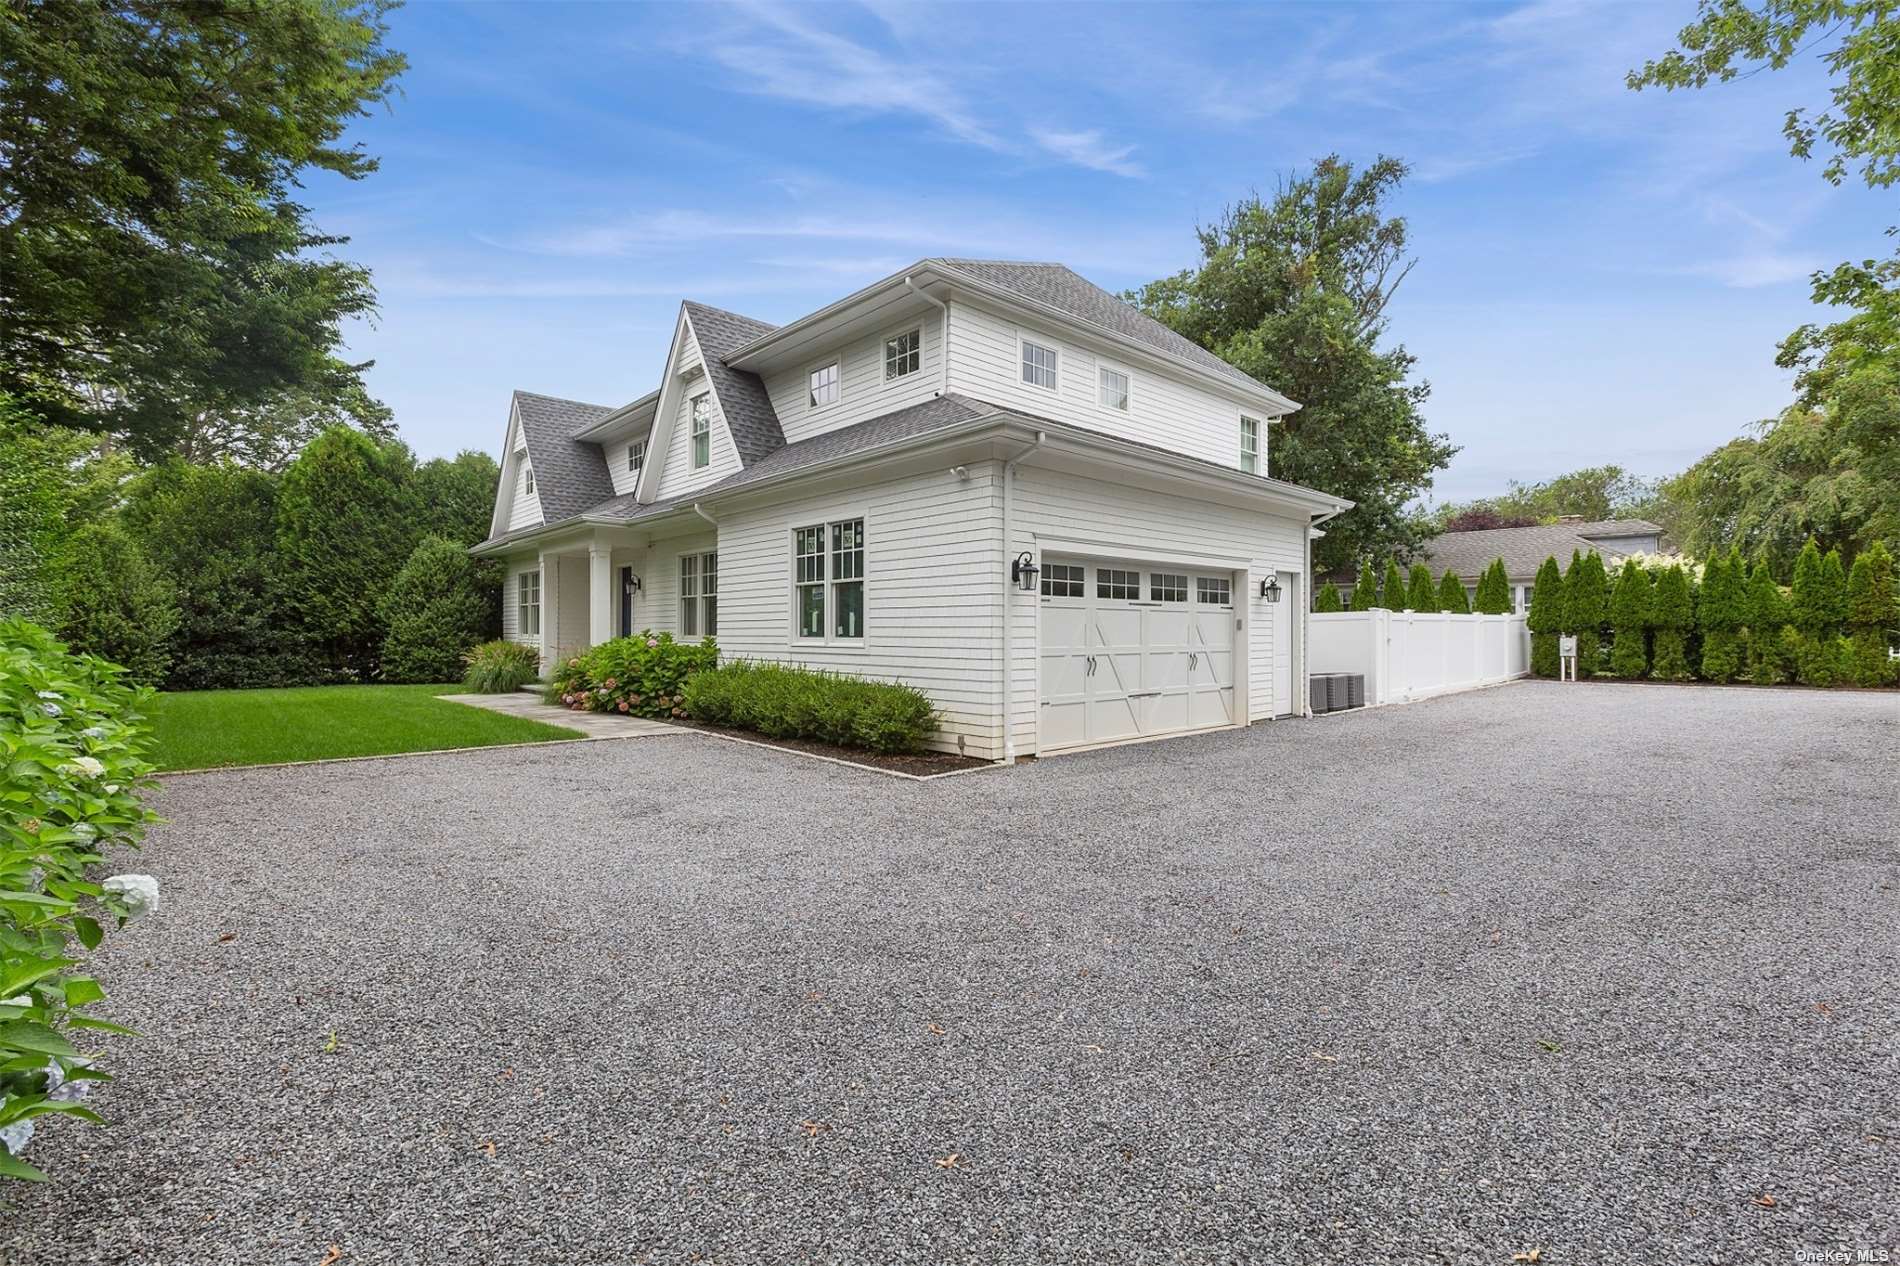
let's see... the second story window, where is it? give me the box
[691,395,710,468]
[1021,338,1058,391]
[885,329,921,380]
[809,361,839,408]
[628,439,646,479]
[1099,366,1129,411]
[522,463,535,496]
[1240,416,1260,474]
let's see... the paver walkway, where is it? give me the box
[437,690,682,738]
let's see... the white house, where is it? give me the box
[472,259,1352,761]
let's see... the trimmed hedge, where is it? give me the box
[379,536,491,684]
[547,632,718,719]
[682,660,939,755]
[461,639,541,694]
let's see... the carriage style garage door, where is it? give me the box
[1039,557,1238,751]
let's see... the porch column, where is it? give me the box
[538,549,560,667]
[588,538,614,648]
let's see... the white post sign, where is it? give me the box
[1559,634,1578,682]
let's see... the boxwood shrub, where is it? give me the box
[547,631,718,719]
[1,620,161,1180]
[682,660,939,755]
[461,639,541,694]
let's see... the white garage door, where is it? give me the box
[1039,558,1237,752]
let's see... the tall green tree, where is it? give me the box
[1745,558,1793,684]
[1129,155,1456,571]
[1349,559,1379,610]
[379,536,491,684]
[1844,540,1898,685]
[1314,582,1343,613]
[53,522,178,684]
[1437,571,1470,613]
[1564,551,1609,677]
[1608,558,1653,677]
[1381,559,1408,610]
[1527,556,1566,676]
[1473,559,1513,614]
[1405,563,1438,613]
[0,1,405,458]
[0,398,136,623]
[1651,564,1696,681]
[275,426,418,678]
[1431,466,1663,531]
[414,450,503,545]
[1699,545,1749,682]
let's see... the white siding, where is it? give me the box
[762,315,943,444]
[714,465,1004,758]
[501,414,543,531]
[946,298,1269,474]
[606,427,655,498]
[551,554,588,666]
[654,327,742,501]
[1009,468,1308,753]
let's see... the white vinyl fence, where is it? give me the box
[1309,610,1529,707]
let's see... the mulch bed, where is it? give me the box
[673,722,994,776]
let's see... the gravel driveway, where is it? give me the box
[4,681,1896,1264]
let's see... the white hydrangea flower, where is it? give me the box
[80,726,107,740]
[41,701,62,718]
[0,1119,32,1157]
[103,873,160,917]
[36,691,61,701]
[104,784,121,794]
[70,756,105,778]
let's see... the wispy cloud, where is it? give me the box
[1029,128,1144,179]
[1681,252,1820,288]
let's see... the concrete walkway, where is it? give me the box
[437,690,684,738]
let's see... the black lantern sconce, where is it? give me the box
[1011,552,1040,592]
[623,573,643,596]
[1259,575,1281,602]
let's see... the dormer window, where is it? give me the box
[1240,416,1260,474]
[1099,366,1129,411]
[884,328,921,380]
[809,360,839,408]
[1021,338,1058,391]
[628,439,646,479]
[522,463,535,495]
[691,395,710,468]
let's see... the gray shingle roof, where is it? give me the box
[682,302,784,466]
[929,258,1292,405]
[512,391,617,522]
[1406,520,1667,584]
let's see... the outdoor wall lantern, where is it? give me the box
[623,573,643,595]
[1260,576,1281,602]
[1011,552,1040,592]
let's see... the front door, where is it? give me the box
[618,565,636,638]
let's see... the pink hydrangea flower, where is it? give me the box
[617,701,629,713]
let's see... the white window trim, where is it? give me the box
[517,569,541,637]
[883,326,923,383]
[786,513,869,647]
[1019,333,1060,393]
[679,550,717,640]
[522,463,535,495]
[628,438,646,477]
[1096,359,1133,414]
[1240,414,1261,475]
[689,394,711,469]
[807,358,842,412]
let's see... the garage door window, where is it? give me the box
[1041,563,1084,598]
[1197,576,1232,606]
[1150,573,1187,603]
[1097,568,1139,601]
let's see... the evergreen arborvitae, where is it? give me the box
[1438,571,1469,613]
[1471,559,1505,614]
[1526,556,1564,676]
[1315,582,1343,613]
[1565,550,1608,677]
[1745,558,1791,685]
[1350,559,1378,611]
[1608,558,1652,678]
[1844,541,1897,687]
[1406,563,1438,613]
[1381,558,1407,610]
[379,536,493,684]
[1698,546,1746,682]
[1789,538,1846,685]
[1650,564,1694,681]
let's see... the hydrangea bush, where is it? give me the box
[545,632,718,719]
[1,620,160,1180]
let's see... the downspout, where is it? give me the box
[1303,504,1346,717]
[692,503,718,530]
[904,274,950,398]
[999,431,1046,764]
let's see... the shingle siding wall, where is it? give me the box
[762,312,944,445]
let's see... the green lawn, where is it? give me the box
[149,683,581,771]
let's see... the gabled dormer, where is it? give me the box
[488,390,617,537]
[637,302,783,503]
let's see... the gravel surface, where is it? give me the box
[4,680,1895,1265]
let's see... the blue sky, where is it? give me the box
[310,0,1888,503]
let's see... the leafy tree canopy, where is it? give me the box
[1428,465,1666,532]
[0,0,406,459]
[1129,155,1456,572]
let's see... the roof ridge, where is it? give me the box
[513,388,615,411]
[681,299,779,334]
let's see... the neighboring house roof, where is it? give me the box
[928,258,1288,406]
[1399,519,1666,584]
[512,390,618,522]
[681,301,785,465]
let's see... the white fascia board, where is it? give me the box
[631,307,695,503]
[570,389,661,442]
[488,396,524,540]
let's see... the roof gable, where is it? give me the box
[1411,519,1666,583]
[681,301,784,465]
[511,390,617,522]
